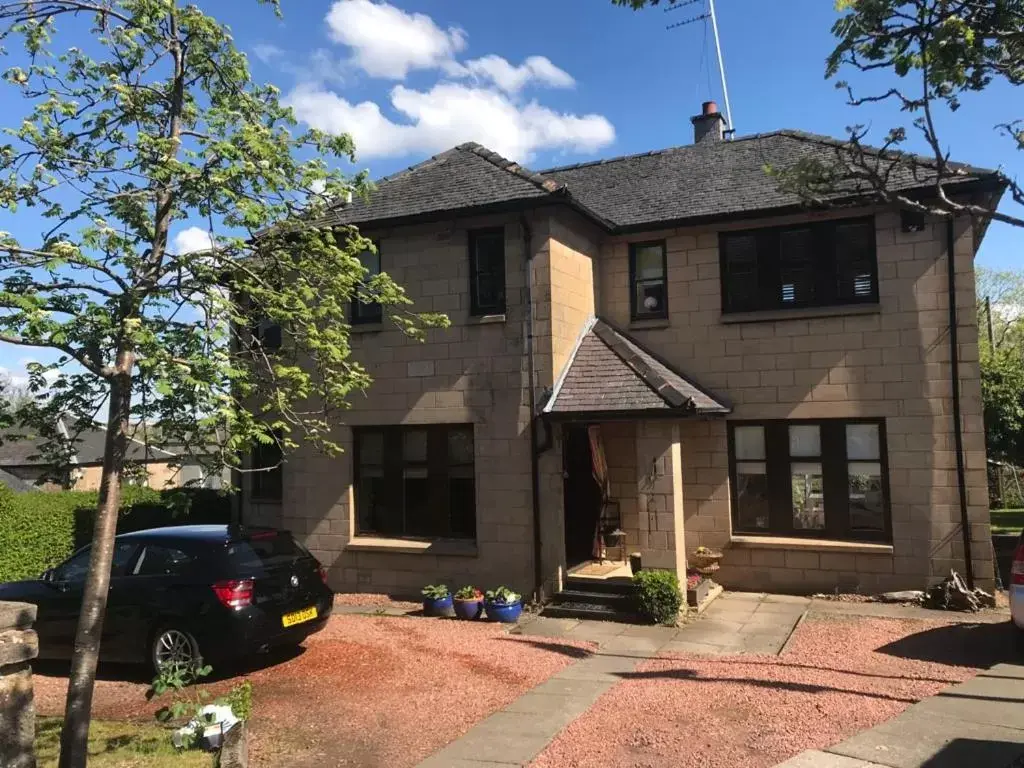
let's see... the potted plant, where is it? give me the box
[453,586,485,620]
[484,586,522,623]
[686,570,709,608]
[691,546,724,576]
[421,584,453,617]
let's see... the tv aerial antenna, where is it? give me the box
[665,0,734,136]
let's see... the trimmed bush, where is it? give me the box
[633,568,683,625]
[0,487,232,582]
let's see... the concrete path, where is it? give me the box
[775,662,1024,768]
[415,592,808,768]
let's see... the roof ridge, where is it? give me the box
[456,142,565,194]
[591,320,690,409]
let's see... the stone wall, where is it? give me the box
[0,601,37,768]
[595,207,992,592]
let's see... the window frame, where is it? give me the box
[468,227,507,317]
[353,424,477,540]
[727,418,892,543]
[350,241,383,325]
[628,240,669,321]
[719,216,878,314]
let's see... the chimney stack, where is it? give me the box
[691,100,727,144]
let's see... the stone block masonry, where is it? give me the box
[0,601,38,768]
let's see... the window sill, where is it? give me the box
[729,535,893,555]
[350,322,383,334]
[629,318,670,331]
[467,313,506,326]
[345,537,478,557]
[720,304,880,325]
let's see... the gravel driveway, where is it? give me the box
[33,612,592,768]
[529,614,1016,768]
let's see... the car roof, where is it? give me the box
[116,524,281,544]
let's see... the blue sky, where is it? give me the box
[0,0,1020,384]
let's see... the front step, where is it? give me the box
[541,578,639,622]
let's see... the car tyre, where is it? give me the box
[150,626,202,676]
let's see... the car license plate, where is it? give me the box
[282,606,317,628]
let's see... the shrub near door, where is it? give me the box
[633,569,682,625]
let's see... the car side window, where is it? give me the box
[132,545,194,577]
[55,542,137,583]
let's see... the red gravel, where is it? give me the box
[33,614,591,768]
[531,616,987,768]
[332,592,421,611]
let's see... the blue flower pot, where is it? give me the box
[423,595,453,617]
[484,600,523,623]
[453,597,484,620]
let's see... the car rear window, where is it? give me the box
[224,532,308,575]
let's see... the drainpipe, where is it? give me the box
[521,214,545,602]
[946,216,974,589]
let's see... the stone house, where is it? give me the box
[242,102,1003,598]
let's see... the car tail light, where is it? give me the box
[317,564,329,587]
[1012,541,1024,586]
[213,579,254,609]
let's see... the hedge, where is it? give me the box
[0,487,233,582]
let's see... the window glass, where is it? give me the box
[226,532,306,576]
[355,425,476,540]
[735,461,769,530]
[134,545,193,577]
[791,462,825,530]
[846,423,880,460]
[630,242,667,320]
[734,426,765,460]
[251,433,283,501]
[848,461,885,531]
[779,228,815,305]
[57,542,136,583]
[352,245,383,323]
[723,234,759,312]
[252,319,282,350]
[835,221,875,301]
[470,229,506,315]
[789,425,821,457]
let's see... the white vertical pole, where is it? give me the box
[708,0,734,135]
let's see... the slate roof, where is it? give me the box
[544,318,730,417]
[323,131,1000,233]
[323,142,570,228]
[0,467,36,492]
[0,417,177,467]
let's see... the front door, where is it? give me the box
[562,425,602,568]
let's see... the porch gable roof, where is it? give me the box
[543,317,730,418]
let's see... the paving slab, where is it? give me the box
[763,594,813,605]
[718,591,766,602]
[512,616,580,638]
[475,710,578,740]
[528,677,614,699]
[773,750,886,767]
[827,708,1024,768]
[660,639,742,656]
[596,633,668,657]
[417,758,515,768]
[620,624,679,641]
[912,676,1024,731]
[754,601,811,615]
[703,604,760,622]
[552,653,639,681]
[426,726,554,766]
[978,662,1024,680]
[562,620,629,643]
[502,692,597,719]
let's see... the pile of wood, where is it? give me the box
[923,570,996,612]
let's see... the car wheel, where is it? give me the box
[150,626,202,675]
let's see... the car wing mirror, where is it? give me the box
[41,568,54,583]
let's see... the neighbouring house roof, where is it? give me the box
[0,467,36,492]
[0,417,177,468]
[324,131,1001,233]
[543,318,730,418]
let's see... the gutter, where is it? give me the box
[946,216,974,589]
[521,214,545,603]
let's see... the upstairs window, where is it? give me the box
[351,244,382,325]
[251,318,282,351]
[720,217,877,313]
[629,241,668,321]
[469,228,506,316]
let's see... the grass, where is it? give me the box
[35,718,216,768]
[990,508,1024,535]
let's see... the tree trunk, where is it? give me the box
[58,368,133,768]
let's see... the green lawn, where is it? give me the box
[36,718,216,768]
[990,508,1024,535]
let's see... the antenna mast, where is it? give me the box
[666,0,735,135]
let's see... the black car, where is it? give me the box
[0,525,334,673]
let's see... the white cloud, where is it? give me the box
[462,55,574,94]
[324,0,466,79]
[251,43,284,63]
[171,227,214,255]
[285,82,615,162]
